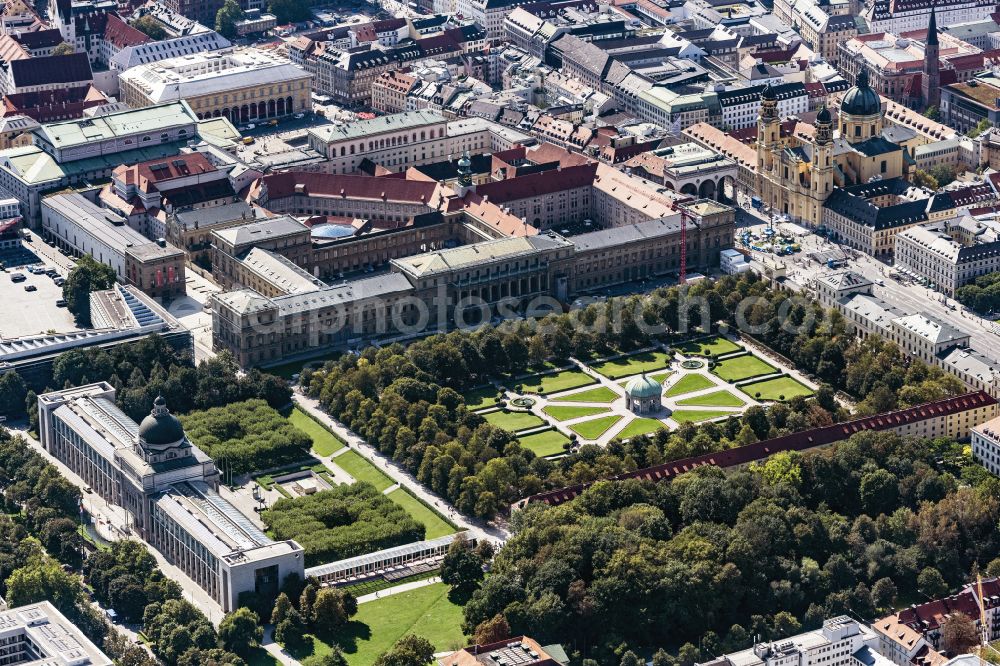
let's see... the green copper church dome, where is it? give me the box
[624,374,662,399]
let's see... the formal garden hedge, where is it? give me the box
[262,482,425,566]
[179,399,312,476]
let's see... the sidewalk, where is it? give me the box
[293,389,509,545]
[261,625,302,666]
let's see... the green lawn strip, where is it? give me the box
[590,350,673,379]
[332,450,394,491]
[385,488,455,540]
[551,386,620,403]
[671,409,732,424]
[676,336,742,357]
[676,390,745,407]
[711,354,778,382]
[520,369,596,394]
[663,373,716,397]
[319,583,466,666]
[342,569,440,597]
[740,375,815,401]
[289,407,346,456]
[617,417,669,440]
[483,410,546,432]
[542,405,610,422]
[569,414,623,440]
[462,385,497,411]
[518,429,571,457]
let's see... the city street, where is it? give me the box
[734,208,1000,361]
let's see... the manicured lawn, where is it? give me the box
[289,408,345,456]
[590,350,673,379]
[520,370,596,394]
[676,336,742,357]
[385,488,455,540]
[518,429,571,457]
[569,414,623,440]
[679,336,742,357]
[326,583,466,666]
[676,390,745,408]
[664,373,716,397]
[332,450,394,491]
[712,354,777,382]
[617,417,668,440]
[462,385,498,411]
[671,409,732,424]
[483,410,546,432]
[551,386,620,403]
[542,405,610,421]
[740,375,815,401]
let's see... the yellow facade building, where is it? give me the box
[755,69,907,227]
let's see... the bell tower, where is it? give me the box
[757,83,781,189]
[922,4,940,110]
[812,105,834,218]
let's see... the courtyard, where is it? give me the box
[468,335,817,449]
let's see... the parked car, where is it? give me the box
[23,284,36,292]
[10,272,25,282]
[45,269,58,277]
[55,298,67,307]
[54,277,65,286]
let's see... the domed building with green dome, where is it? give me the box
[755,65,907,228]
[624,373,664,414]
[36,382,305,614]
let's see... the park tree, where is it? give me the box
[441,535,485,597]
[268,0,309,23]
[63,255,115,325]
[5,556,82,615]
[218,607,263,656]
[215,0,244,38]
[872,578,898,610]
[0,371,27,417]
[621,652,643,666]
[941,612,979,655]
[310,588,357,635]
[271,592,293,626]
[374,635,435,666]
[52,42,74,55]
[918,567,949,598]
[474,614,511,645]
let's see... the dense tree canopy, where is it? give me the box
[462,431,1000,661]
[180,399,311,475]
[262,482,424,566]
[957,272,1000,314]
[305,274,963,517]
[44,335,290,422]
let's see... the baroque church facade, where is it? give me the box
[755,69,908,227]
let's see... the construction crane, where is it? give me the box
[679,207,689,285]
[678,206,702,285]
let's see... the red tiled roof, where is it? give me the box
[524,390,997,506]
[261,171,444,205]
[2,84,108,122]
[103,13,149,48]
[474,163,598,203]
[114,153,217,191]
